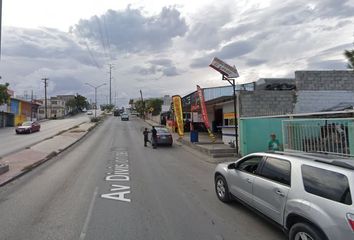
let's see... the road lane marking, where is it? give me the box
[101,149,131,203]
[79,187,98,240]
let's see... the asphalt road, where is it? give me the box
[0,116,286,240]
[0,114,91,157]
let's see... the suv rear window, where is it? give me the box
[302,165,352,205]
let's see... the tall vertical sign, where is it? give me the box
[172,95,184,137]
[196,85,215,142]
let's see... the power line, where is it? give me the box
[95,16,109,61]
[76,27,102,69]
[102,14,113,61]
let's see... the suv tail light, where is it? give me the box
[347,213,354,231]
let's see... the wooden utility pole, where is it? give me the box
[140,89,145,120]
[42,78,49,119]
[30,90,33,121]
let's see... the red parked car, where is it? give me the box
[15,121,41,134]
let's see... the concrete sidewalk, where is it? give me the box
[143,118,238,163]
[0,122,97,186]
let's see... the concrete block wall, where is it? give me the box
[239,90,295,117]
[295,70,354,91]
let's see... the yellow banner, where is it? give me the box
[172,95,184,137]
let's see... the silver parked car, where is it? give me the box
[214,152,354,240]
[121,113,129,121]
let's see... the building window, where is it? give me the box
[51,101,57,105]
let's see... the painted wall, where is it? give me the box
[240,117,286,156]
[10,99,33,126]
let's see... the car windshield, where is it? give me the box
[156,128,169,133]
[0,1,352,240]
[22,122,32,126]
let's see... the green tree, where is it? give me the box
[344,43,354,69]
[146,98,163,116]
[100,104,115,112]
[66,99,77,111]
[66,94,89,113]
[133,100,145,117]
[75,94,89,110]
[0,83,10,105]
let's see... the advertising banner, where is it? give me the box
[172,95,184,137]
[196,85,215,142]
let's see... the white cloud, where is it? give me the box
[1,1,354,106]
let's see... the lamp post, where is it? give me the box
[85,83,106,118]
[209,57,240,154]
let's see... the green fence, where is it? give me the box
[239,117,287,156]
[240,116,354,157]
[283,118,354,156]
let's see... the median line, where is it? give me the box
[79,186,99,240]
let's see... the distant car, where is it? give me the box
[152,126,173,146]
[121,113,129,121]
[87,110,93,115]
[15,121,41,134]
[113,110,120,116]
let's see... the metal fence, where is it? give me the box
[282,119,354,156]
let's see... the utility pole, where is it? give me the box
[30,90,33,121]
[108,64,114,105]
[140,89,145,120]
[42,78,49,119]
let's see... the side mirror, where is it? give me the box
[228,163,236,169]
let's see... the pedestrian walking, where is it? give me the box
[143,128,150,147]
[151,126,157,149]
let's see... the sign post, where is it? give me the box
[209,57,239,154]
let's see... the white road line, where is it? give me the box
[79,187,98,240]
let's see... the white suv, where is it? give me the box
[214,152,354,240]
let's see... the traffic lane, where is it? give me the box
[85,118,286,240]
[0,114,90,157]
[0,116,114,240]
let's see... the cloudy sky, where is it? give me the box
[1,0,353,106]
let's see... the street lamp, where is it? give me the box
[85,82,107,118]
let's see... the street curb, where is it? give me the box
[137,118,234,163]
[0,120,103,187]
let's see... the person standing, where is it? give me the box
[151,126,157,149]
[268,133,281,151]
[143,128,150,147]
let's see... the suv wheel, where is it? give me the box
[289,223,326,240]
[215,175,231,202]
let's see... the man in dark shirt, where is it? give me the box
[151,126,157,149]
[143,128,150,147]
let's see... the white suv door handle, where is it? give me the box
[275,189,285,197]
[246,178,252,183]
